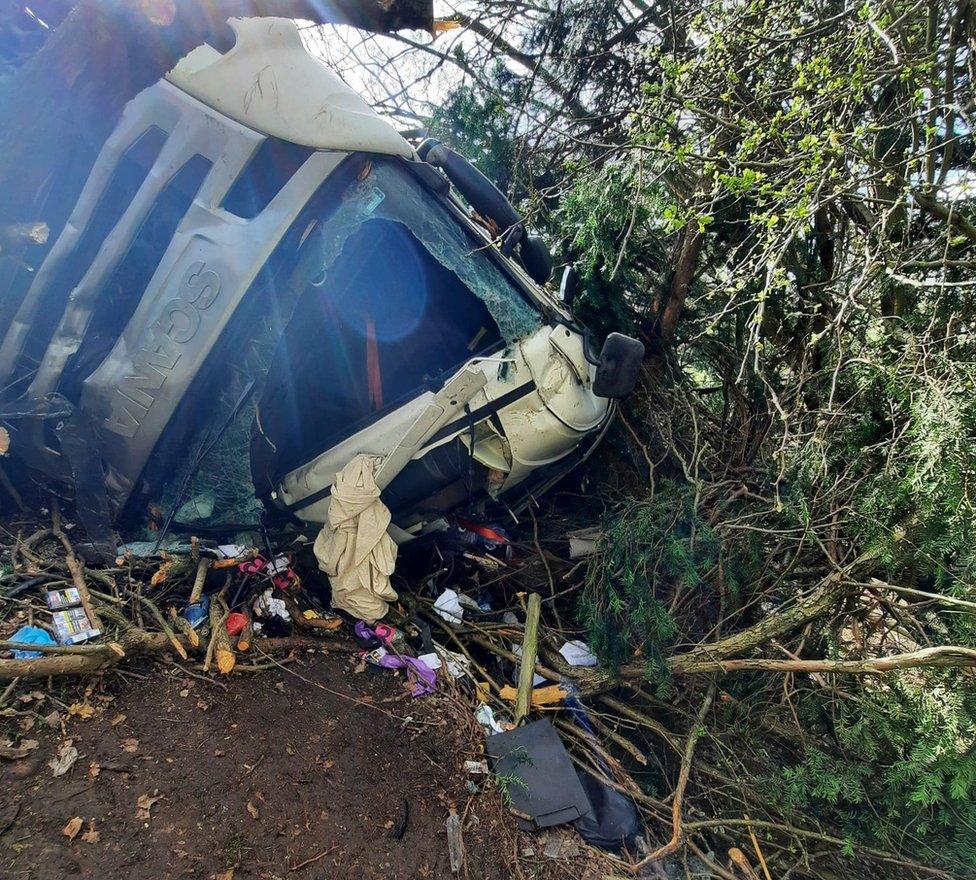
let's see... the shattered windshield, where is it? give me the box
[250,155,542,483]
[297,158,541,344]
[147,154,545,528]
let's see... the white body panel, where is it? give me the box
[277,322,610,528]
[167,17,413,158]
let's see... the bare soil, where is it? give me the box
[0,651,526,880]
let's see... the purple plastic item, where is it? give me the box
[377,653,437,697]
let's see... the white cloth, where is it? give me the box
[313,454,398,623]
[433,588,464,624]
[558,639,599,667]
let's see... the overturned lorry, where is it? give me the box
[0,17,643,555]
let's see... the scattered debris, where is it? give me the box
[557,640,598,668]
[48,740,79,776]
[474,704,506,735]
[61,816,83,840]
[135,791,163,821]
[9,624,55,658]
[566,527,601,559]
[433,588,464,624]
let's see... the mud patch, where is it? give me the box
[1,653,520,879]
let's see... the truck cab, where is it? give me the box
[0,17,641,547]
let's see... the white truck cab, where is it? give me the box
[0,17,642,547]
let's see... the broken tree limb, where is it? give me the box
[189,558,210,603]
[204,590,235,674]
[655,550,880,676]
[120,588,187,660]
[864,578,976,613]
[0,639,124,656]
[668,646,976,675]
[0,627,175,679]
[610,680,716,872]
[554,718,650,804]
[169,605,200,650]
[513,592,542,724]
[683,817,958,877]
[0,633,354,681]
[236,607,253,652]
[587,711,649,766]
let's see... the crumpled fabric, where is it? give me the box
[314,454,398,623]
[377,653,437,697]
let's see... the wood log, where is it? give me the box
[121,589,187,659]
[168,605,200,649]
[188,558,209,603]
[0,639,124,656]
[0,633,354,680]
[500,683,567,707]
[514,592,542,724]
[656,549,879,676]
[670,645,976,676]
[236,608,253,653]
[205,593,235,675]
[150,554,198,586]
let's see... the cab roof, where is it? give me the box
[166,17,414,158]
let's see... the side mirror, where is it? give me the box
[559,265,579,307]
[592,333,644,398]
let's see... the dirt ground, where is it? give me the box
[0,650,568,880]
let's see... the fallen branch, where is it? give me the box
[611,680,716,871]
[669,645,976,675]
[514,591,542,723]
[51,502,103,632]
[204,589,234,674]
[119,588,186,660]
[658,550,879,675]
[683,817,961,878]
[865,578,976,613]
[0,639,124,656]
[0,633,355,681]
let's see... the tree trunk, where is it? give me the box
[666,646,976,676]
[658,224,704,344]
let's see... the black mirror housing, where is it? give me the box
[592,333,644,398]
